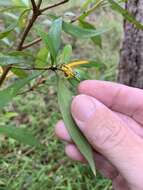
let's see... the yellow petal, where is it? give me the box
[67,60,89,68]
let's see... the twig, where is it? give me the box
[22,37,42,49]
[19,77,46,95]
[17,14,39,51]
[0,67,11,86]
[11,66,61,71]
[40,0,69,13]
[37,0,42,9]
[31,0,37,12]
[12,67,49,71]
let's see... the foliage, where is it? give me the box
[0,0,143,188]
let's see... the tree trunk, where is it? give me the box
[118,0,143,88]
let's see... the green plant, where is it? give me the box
[0,0,143,176]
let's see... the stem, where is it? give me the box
[17,14,39,51]
[40,0,69,12]
[11,66,60,71]
[22,37,41,49]
[0,67,11,86]
[19,77,46,95]
[31,0,37,12]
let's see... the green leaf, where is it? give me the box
[37,29,56,63]
[8,51,34,59]
[61,44,72,64]
[0,54,23,66]
[78,60,103,68]
[79,20,102,47]
[58,79,96,175]
[11,68,28,78]
[0,72,42,108]
[0,5,27,12]
[37,18,62,63]
[63,21,109,39]
[109,0,143,30]
[0,8,30,39]
[18,8,31,28]
[0,125,42,148]
[12,0,29,7]
[35,47,49,68]
[0,23,17,39]
[48,17,63,56]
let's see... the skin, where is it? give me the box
[55,80,143,190]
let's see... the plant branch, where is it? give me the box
[37,0,42,9]
[22,37,42,49]
[11,66,61,71]
[19,77,46,95]
[40,0,69,13]
[17,14,39,51]
[0,67,11,86]
[31,0,37,12]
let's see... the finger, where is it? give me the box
[65,143,118,179]
[56,120,118,179]
[116,112,143,138]
[55,113,143,145]
[78,80,143,125]
[55,120,72,142]
[112,175,130,190]
[65,144,86,162]
[71,94,143,188]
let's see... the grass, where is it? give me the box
[0,2,123,189]
[0,92,112,190]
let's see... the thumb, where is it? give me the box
[71,95,143,189]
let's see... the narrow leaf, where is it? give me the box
[35,47,49,67]
[109,0,143,30]
[79,20,102,47]
[48,17,63,55]
[77,60,103,68]
[0,125,42,148]
[0,72,42,108]
[37,29,56,63]
[61,44,72,64]
[58,79,96,175]
[63,21,109,39]
[37,18,62,63]
[0,54,23,66]
[0,5,27,12]
[11,68,28,78]
[0,23,17,39]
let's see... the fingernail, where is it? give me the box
[71,95,96,123]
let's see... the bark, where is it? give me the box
[118,0,143,88]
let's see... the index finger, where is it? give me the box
[78,80,143,125]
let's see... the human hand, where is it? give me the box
[55,80,143,190]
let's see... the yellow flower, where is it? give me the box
[61,60,89,78]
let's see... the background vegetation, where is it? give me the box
[0,0,124,189]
